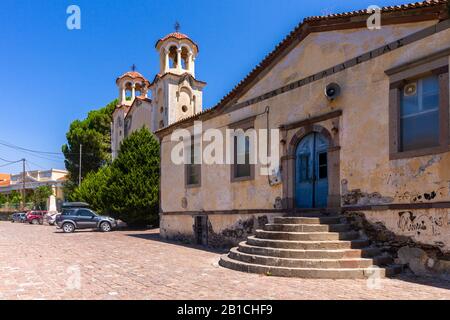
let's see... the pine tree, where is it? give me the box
[105,128,160,226]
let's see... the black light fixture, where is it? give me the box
[325,83,341,101]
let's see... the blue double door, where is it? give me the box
[295,132,329,208]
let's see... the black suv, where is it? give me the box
[55,207,117,233]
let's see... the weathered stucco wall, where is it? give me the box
[160,20,450,247]
[129,101,152,133]
[161,109,284,213]
[161,21,450,212]
[160,213,284,247]
[237,21,436,104]
[348,209,450,254]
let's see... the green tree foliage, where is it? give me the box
[71,165,111,213]
[105,128,160,226]
[71,128,160,227]
[62,99,117,195]
[0,193,6,205]
[8,191,22,205]
[31,186,53,210]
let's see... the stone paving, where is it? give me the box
[0,221,449,300]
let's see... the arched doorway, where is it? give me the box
[295,132,329,208]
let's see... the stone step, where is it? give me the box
[219,255,401,279]
[247,236,370,250]
[274,216,343,225]
[238,242,382,259]
[264,223,350,233]
[255,230,359,241]
[228,248,391,268]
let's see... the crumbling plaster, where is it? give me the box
[161,22,450,214]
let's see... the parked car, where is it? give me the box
[55,207,116,233]
[10,212,27,223]
[18,212,28,223]
[61,202,90,209]
[26,211,47,225]
[45,212,60,226]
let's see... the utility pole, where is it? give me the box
[78,144,82,186]
[21,158,25,211]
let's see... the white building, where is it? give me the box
[111,31,206,158]
[0,169,68,211]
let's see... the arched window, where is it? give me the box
[168,46,178,69]
[181,47,189,70]
[125,82,133,100]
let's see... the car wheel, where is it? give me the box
[31,219,39,225]
[100,222,111,232]
[62,223,75,233]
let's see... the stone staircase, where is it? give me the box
[219,212,402,279]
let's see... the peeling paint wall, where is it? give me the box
[237,21,436,104]
[352,209,450,254]
[160,20,450,246]
[161,21,450,212]
[160,213,283,248]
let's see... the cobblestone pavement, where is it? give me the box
[0,221,449,300]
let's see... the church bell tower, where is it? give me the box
[150,23,206,131]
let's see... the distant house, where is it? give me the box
[0,173,10,187]
[0,169,68,211]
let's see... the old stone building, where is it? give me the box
[111,31,206,159]
[155,1,450,277]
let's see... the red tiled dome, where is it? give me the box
[155,32,199,51]
[118,71,146,80]
[116,71,150,85]
[160,32,190,42]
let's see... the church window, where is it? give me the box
[185,136,201,187]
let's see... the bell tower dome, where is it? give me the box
[155,23,199,78]
[150,24,206,129]
[116,67,150,106]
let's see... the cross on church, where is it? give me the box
[131,64,136,71]
[174,21,180,32]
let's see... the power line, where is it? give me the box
[0,140,93,156]
[0,161,21,168]
[27,159,55,170]
[0,140,65,155]
[0,146,64,164]
[0,156,21,163]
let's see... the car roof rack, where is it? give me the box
[61,202,90,209]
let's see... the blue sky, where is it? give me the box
[0,0,407,174]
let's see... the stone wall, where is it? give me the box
[160,213,283,248]
[345,209,450,277]
[349,209,450,253]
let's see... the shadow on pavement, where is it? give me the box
[391,272,450,291]
[126,231,228,254]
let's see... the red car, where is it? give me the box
[26,211,47,225]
